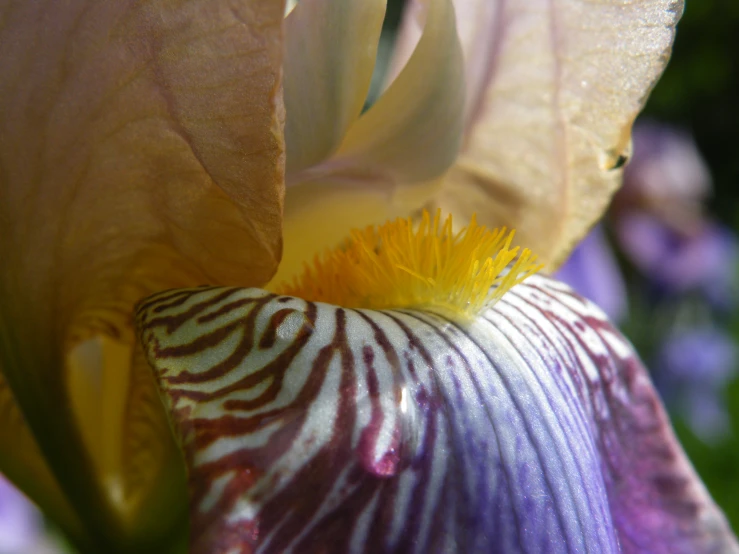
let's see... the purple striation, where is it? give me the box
[136,278,738,553]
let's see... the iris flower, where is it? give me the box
[0,0,735,552]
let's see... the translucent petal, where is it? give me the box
[284,0,386,175]
[137,276,736,553]
[332,0,465,185]
[0,0,285,547]
[276,0,465,284]
[394,0,683,268]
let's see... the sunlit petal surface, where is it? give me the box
[393,0,684,268]
[138,276,737,553]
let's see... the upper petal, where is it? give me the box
[0,0,285,547]
[394,0,683,268]
[275,0,465,284]
[137,276,736,553]
[283,0,386,175]
[331,0,464,185]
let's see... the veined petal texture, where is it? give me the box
[137,276,737,553]
[393,0,685,268]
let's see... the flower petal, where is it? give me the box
[274,0,465,284]
[400,0,683,267]
[283,0,386,175]
[137,277,736,553]
[0,0,285,546]
[331,0,464,185]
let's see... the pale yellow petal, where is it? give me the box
[435,0,683,268]
[284,0,386,176]
[334,0,465,184]
[275,0,465,285]
[273,175,443,285]
[391,0,501,130]
[0,0,285,548]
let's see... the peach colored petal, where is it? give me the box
[284,0,386,176]
[0,0,285,548]
[395,0,683,268]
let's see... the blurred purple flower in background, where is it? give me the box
[617,120,739,312]
[558,119,739,442]
[655,327,738,442]
[554,225,627,322]
[613,119,739,308]
[615,215,739,309]
[618,119,711,230]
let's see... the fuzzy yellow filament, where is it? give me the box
[277,210,543,320]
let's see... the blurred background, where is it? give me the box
[2,1,738,551]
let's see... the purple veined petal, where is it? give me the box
[136,277,737,554]
[554,225,627,323]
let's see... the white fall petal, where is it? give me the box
[137,275,737,554]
